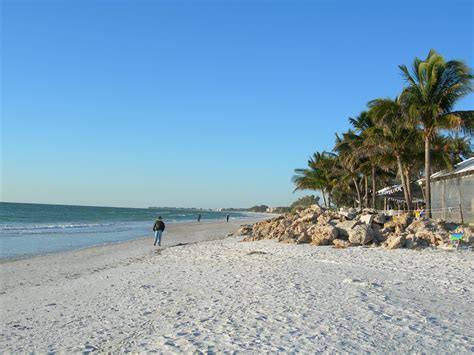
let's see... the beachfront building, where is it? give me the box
[266,207,290,213]
[426,157,474,224]
[376,183,424,211]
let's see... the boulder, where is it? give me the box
[335,220,359,239]
[309,225,339,245]
[317,214,332,226]
[415,230,436,245]
[296,232,311,244]
[238,224,253,236]
[359,214,374,225]
[405,234,417,249]
[296,211,319,224]
[339,208,357,219]
[333,239,352,248]
[406,220,426,234]
[328,219,339,226]
[385,235,406,249]
[392,213,412,228]
[348,224,374,245]
[278,230,297,243]
[309,204,324,214]
[372,223,386,243]
[382,220,396,233]
[373,213,386,224]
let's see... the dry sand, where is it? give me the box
[1,219,473,353]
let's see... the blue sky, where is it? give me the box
[1,0,473,208]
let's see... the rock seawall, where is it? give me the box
[239,205,473,250]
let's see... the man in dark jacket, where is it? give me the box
[153,216,165,246]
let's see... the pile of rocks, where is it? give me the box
[240,205,473,249]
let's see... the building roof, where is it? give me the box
[376,184,403,196]
[430,157,474,180]
[376,183,424,203]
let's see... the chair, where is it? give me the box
[449,232,472,252]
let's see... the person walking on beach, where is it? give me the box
[226,214,230,222]
[153,216,165,246]
[197,213,201,222]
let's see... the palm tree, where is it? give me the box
[399,49,473,217]
[292,152,337,207]
[443,133,473,165]
[334,130,366,210]
[349,111,379,208]
[368,96,423,211]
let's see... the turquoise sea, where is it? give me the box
[0,202,258,259]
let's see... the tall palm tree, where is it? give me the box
[334,130,365,210]
[399,49,473,217]
[368,96,423,211]
[349,111,379,208]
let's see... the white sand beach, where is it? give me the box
[1,219,473,353]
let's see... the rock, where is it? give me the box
[333,239,352,248]
[392,213,412,228]
[348,224,374,245]
[309,225,339,245]
[372,223,386,243]
[339,210,357,220]
[328,219,339,226]
[238,225,253,236]
[317,214,332,225]
[405,234,417,249]
[415,230,436,245]
[243,205,463,250]
[296,232,311,244]
[385,235,406,249]
[309,204,324,214]
[373,213,386,224]
[382,220,396,233]
[335,220,359,239]
[359,214,374,225]
[406,220,426,234]
[278,230,297,243]
[296,211,319,224]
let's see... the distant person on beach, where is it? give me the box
[226,214,230,222]
[153,216,165,246]
[197,214,201,222]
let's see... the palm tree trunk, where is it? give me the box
[424,135,432,218]
[371,164,376,209]
[322,190,327,207]
[352,177,362,210]
[396,155,411,211]
[328,190,331,208]
[405,168,413,207]
[364,175,368,208]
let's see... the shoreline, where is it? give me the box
[0,219,265,294]
[0,215,272,262]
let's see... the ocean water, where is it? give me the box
[0,202,258,259]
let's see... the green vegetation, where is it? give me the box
[290,195,320,211]
[293,50,473,214]
[249,205,269,212]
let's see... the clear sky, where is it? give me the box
[1,0,473,208]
